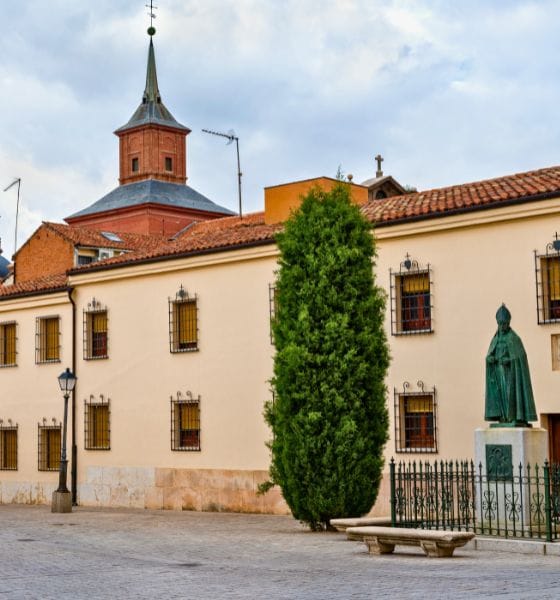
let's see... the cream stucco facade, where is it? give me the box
[3,192,560,516]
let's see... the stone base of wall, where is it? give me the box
[78,466,291,515]
[0,481,57,505]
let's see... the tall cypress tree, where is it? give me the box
[264,182,390,530]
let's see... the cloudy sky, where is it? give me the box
[0,0,559,257]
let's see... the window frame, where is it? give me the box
[84,395,111,450]
[35,316,61,364]
[170,391,201,451]
[535,240,560,324]
[0,321,17,368]
[38,420,62,471]
[0,420,18,470]
[83,299,109,360]
[169,286,199,353]
[394,382,437,454]
[390,255,433,335]
[164,156,173,172]
[131,157,139,172]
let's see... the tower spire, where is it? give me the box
[143,36,161,104]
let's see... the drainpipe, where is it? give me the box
[67,286,78,505]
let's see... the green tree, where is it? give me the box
[263,182,390,530]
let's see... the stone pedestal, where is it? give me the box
[474,427,548,531]
[51,490,72,513]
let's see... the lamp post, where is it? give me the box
[52,368,77,513]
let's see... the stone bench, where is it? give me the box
[329,517,392,540]
[346,526,475,558]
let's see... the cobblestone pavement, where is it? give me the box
[1,506,560,600]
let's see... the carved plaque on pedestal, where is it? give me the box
[486,444,513,480]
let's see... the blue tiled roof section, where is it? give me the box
[0,254,10,279]
[67,180,235,219]
[114,100,190,133]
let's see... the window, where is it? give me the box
[84,395,110,450]
[0,322,17,367]
[171,391,201,451]
[165,157,173,171]
[390,255,432,335]
[169,286,198,352]
[36,316,60,363]
[83,299,108,359]
[394,382,437,453]
[38,421,61,471]
[132,157,139,172]
[535,239,560,323]
[0,420,17,470]
[77,255,94,265]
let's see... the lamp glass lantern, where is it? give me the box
[58,368,77,394]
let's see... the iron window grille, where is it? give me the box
[269,284,278,344]
[83,299,108,360]
[0,321,17,367]
[535,234,560,324]
[84,395,111,450]
[394,381,437,454]
[35,316,61,364]
[0,420,18,470]
[169,285,199,353]
[390,254,433,335]
[171,391,201,451]
[38,419,61,471]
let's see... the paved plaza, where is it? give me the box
[1,505,560,599]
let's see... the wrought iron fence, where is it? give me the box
[390,458,560,542]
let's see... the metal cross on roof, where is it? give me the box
[375,154,384,178]
[146,1,158,31]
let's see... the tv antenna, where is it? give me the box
[202,128,243,218]
[3,178,21,252]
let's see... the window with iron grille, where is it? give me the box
[84,395,110,450]
[171,391,200,451]
[269,284,278,344]
[390,255,433,335]
[169,286,198,353]
[83,299,108,359]
[36,316,61,363]
[0,322,17,367]
[0,420,18,470]
[394,382,437,453]
[535,236,560,324]
[38,420,61,471]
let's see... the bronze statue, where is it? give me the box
[485,304,537,427]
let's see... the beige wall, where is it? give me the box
[3,198,560,514]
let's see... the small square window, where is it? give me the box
[132,157,139,172]
[171,393,200,451]
[0,422,18,470]
[36,316,61,364]
[390,256,432,335]
[83,300,108,360]
[85,396,110,450]
[169,286,198,353]
[0,322,17,367]
[38,422,61,471]
[394,383,437,453]
[165,157,173,172]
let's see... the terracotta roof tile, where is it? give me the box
[362,165,560,224]
[0,273,68,298]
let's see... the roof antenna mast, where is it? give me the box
[3,178,21,252]
[202,129,243,219]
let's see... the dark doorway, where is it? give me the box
[548,415,560,464]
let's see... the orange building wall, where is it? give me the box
[15,227,74,284]
[118,125,187,186]
[264,177,368,224]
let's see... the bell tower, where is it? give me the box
[114,27,191,186]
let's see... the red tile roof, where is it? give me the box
[362,165,560,225]
[0,273,68,298]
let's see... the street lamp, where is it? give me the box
[52,368,77,513]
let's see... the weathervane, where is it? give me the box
[146,1,158,34]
